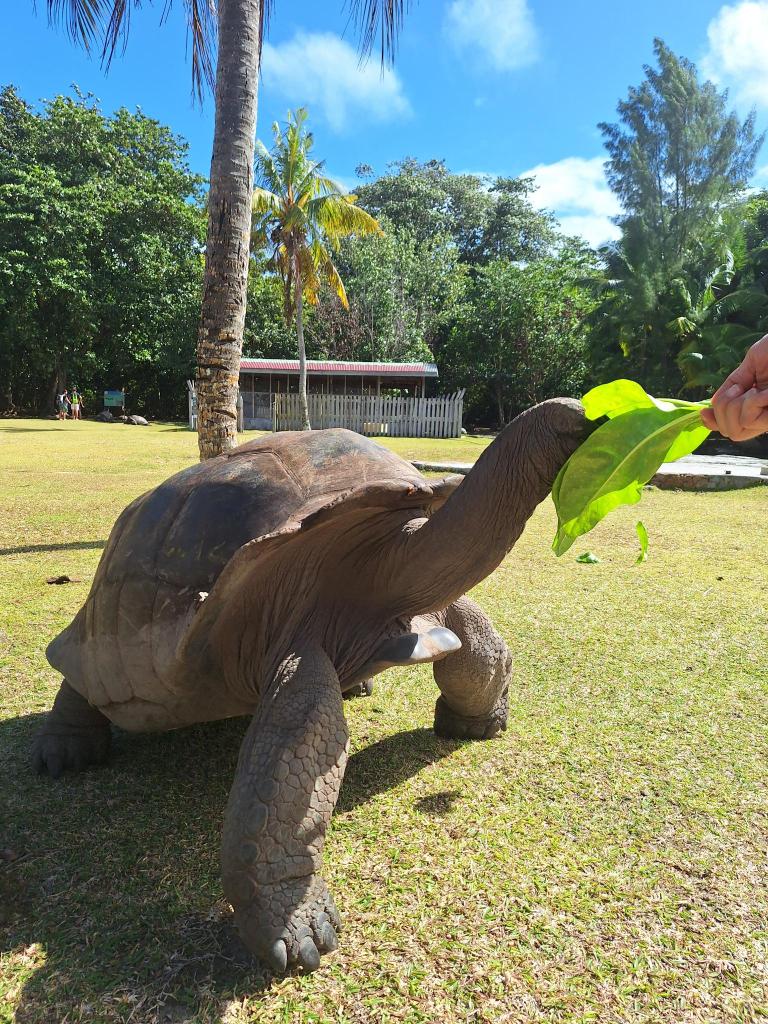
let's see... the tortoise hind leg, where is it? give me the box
[432,596,511,740]
[32,680,112,778]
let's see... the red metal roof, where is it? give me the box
[240,358,438,377]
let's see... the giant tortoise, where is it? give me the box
[34,398,587,972]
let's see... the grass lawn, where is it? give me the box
[1,417,767,1024]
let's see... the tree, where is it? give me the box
[41,1,411,457]
[443,245,598,427]
[354,159,556,264]
[252,108,381,429]
[591,39,763,393]
[0,86,205,415]
[328,225,463,363]
[601,39,761,269]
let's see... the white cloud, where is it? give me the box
[702,2,768,107]
[444,0,539,72]
[520,156,622,248]
[261,32,411,133]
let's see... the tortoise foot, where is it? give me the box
[32,681,111,777]
[234,875,341,974]
[32,726,111,777]
[343,678,374,700]
[433,689,509,741]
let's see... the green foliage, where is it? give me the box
[635,520,649,563]
[575,551,601,564]
[253,108,381,319]
[354,158,556,264]
[268,156,565,421]
[0,85,205,416]
[243,272,298,357]
[327,224,462,363]
[600,38,761,268]
[675,240,768,391]
[552,380,711,556]
[442,243,599,426]
[590,40,763,394]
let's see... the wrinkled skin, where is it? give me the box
[34,398,588,973]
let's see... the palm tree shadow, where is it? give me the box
[1,712,456,1023]
[0,540,105,556]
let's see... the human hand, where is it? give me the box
[700,334,768,440]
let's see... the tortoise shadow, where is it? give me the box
[1,711,456,1023]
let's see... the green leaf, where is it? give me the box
[576,551,601,564]
[635,521,649,564]
[581,379,677,419]
[552,393,711,556]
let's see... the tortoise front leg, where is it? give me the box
[32,680,112,777]
[221,646,348,974]
[432,596,512,740]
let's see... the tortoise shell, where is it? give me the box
[47,429,454,727]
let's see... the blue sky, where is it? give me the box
[5,0,768,246]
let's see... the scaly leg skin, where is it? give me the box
[32,680,112,777]
[221,646,349,974]
[432,596,512,740]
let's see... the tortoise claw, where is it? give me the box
[298,936,321,972]
[265,938,288,974]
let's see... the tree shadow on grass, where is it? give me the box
[0,426,64,433]
[0,540,105,556]
[0,711,457,1023]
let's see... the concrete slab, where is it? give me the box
[411,454,768,492]
[650,454,768,491]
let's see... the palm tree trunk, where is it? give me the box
[196,0,262,460]
[296,285,311,430]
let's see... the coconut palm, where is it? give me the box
[253,107,382,430]
[39,0,410,457]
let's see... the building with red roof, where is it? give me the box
[239,358,439,429]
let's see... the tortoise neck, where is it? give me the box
[389,400,586,616]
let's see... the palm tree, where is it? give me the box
[40,0,409,457]
[253,108,382,430]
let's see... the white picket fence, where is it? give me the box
[273,390,465,438]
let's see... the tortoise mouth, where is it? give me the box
[340,625,462,692]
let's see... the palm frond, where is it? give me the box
[45,0,222,100]
[345,0,411,65]
[44,0,106,51]
[252,186,283,216]
[305,194,382,247]
[320,253,349,308]
[180,0,217,101]
[255,106,383,320]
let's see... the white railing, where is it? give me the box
[273,390,465,438]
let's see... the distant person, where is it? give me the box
[701,335,768,441]
[56,389,69,420]
[70,387,84,421]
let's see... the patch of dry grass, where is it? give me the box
[1,418,767,1023]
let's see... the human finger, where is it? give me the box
[739,387,768,438]
[700,407,716,430]
[723,385,750,440]
[710,383,744,437]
